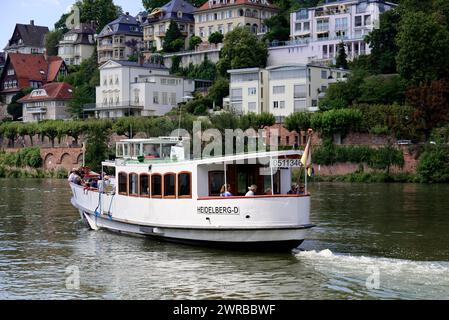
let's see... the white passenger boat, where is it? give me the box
[70,137,314,250]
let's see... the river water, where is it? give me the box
[1,179,449,300]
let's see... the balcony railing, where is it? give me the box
[83,101,143,112]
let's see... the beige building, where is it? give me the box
[18,83,73,122]
[143,0,196,54]
[58,23,96,66]
[194,0,279,42]
[97,13,143,64]
[228,68,269,114]
[229,64,349,121]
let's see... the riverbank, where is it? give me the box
[0,166,68,179]
[311,172,417,183]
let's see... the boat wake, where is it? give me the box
[294,249,449,299]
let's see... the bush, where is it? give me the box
[417,145,449,183]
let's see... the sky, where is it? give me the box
[0,0,146,51]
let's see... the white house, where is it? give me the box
[268,0,396,66]
[18,82,73,122]
[228,64,349,122]
[87,60,195,118]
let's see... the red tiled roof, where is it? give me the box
[5,53,64,89]
[18,82,73,103]
[196,0,278,12]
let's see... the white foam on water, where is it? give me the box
[295,249,449,299]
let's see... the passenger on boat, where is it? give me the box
[68,169,82,185]
[298,185,306,195]
[220,184,233,197]
[287,183,299,195]
[245,185,258,197]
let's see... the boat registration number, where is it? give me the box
[271,159,302,168]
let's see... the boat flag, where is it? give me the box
[301,129,313,177]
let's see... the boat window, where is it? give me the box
[123,144,130,158]
[151,174,162,197]
[143,143,160,158]
[118,172,128,195]
[140,174,150,197]
[116,143,124,157]
[161,145,172,159]
[164,173,176,198]
[129,173,139,196]
[209,171,224,196]
[178,172,191,198]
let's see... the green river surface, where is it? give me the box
[1,179,449,299]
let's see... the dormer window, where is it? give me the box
[7,69,15,76]
[177,11,183,19]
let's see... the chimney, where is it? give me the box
[126,12,129,16]
[30,20,34,26]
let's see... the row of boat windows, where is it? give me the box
[118,172,191,198]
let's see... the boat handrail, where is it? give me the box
[197,194,310,200]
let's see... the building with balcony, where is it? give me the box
[97,13,143,64]
[142,0,196,55]
[268,0,396,66]
[86,60,195,118]
[58,23,96,66]
[0,53,68,104]
[228,64,349,122]
[194,0,279,42]
[4,20,49,55]
[18,82,73,122]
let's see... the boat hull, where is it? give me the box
[71,181,313,251]
[75,203,312,251]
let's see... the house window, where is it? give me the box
[178,172,192,198]
[170,92,176,105]
[151,174,162,197]
[321,85,327,93]
[164,173,176,198]
[280,101,285,109]
[294,85,306,98]
[153,92,159,104]
[355,16,362,27]
[162,92,168,105]
[294,100,306,112]
[140,174,150,197]
[273,101,279,109]
[7,69,14,76]
[208,171,224,196]
[321,70,327,79]
[231,88,243,101]
[248,102,257,111]
[273,86,285,94]
[118,172,128,195]
[129,173,139,196]
[248,87,256,95]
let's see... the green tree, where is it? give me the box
[263,14,290,43]
[84,119,113,171]
[217,27,268,77]
[40,121,62,147]
[365,9,401,74]
[55,12,71,33]
[208,32,224,45]
[189,36,202,50]
[284,112,312,135]
[396,11,449,85]
[207,77,229,108]
[45,30,64,56]
[75,0,122,33]
[112,117,144,139]
[335,42,348,69]
[7,88,32,121]
[358,74,406,105]
[163,21,185,53]
[417,144,449,183]
[311,109,363,138]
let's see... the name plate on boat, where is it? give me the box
[271,159,302,168]
[197,206,240,215]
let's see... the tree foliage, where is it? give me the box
[208,32,224,45]
[406,80,449,140]
[163,21,185,53]
[335,42,348,70]
[217,28,268,77]
[45,30,64,56]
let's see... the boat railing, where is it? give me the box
[197,194,310,200]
